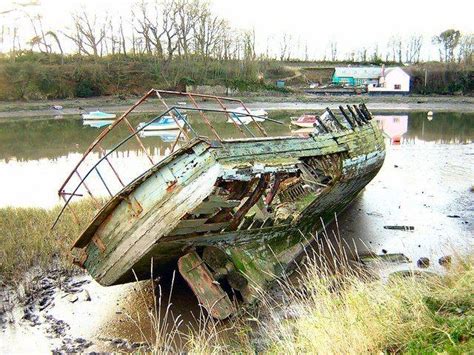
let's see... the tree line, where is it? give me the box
[2,0,257,62]
[0,0,472,64]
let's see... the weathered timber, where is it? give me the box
[178,251,235,319]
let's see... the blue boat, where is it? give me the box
[137,115,186,131]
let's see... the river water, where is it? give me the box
[0,110,473,352]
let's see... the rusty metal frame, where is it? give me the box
[53,91,284,229]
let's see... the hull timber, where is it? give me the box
[56,91,385,319]
[74,122,384,284]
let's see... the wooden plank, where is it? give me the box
[178,251,235,320]
[174,218,208,229]
[172,221,230,236]
[192,199,241,215]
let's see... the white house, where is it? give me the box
[368,67,410,94]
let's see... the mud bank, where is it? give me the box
[0,94,473,119]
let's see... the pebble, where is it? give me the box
[438,255,452,267]
[67,294,78,303]
[80,290,91,302]
[417,257,430,268]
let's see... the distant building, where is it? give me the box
[368,67,410,94]
[332,66,410,94]
[332,67,382,86]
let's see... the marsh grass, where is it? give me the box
[0,199,97,285]
[141,228,473,354]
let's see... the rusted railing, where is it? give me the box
[52,90,281,229]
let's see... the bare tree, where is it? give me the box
[358,47,367,62]
[457,33,473,64]
[64,11,107,56]
[174,0,198,58]
[27,14,52,53]
[134,0,165,57]
[329,41,337,61]
[405,34,423,63]
[242,29,256,61]
[279,33,292,61]
[192,4,225,59]
[46,31,64,64]
[387,36,403,62]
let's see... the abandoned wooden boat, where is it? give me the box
[53,90,385,319]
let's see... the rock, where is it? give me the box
[447,215,461,218]
[38,296,53,311]
[417,257,430,268]
[381,249,388,254]
[67,294,78,303]
[80,290,91,302]
[438,255,452,267]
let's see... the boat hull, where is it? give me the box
[73,121,385,293]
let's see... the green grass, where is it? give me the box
[0,200,97,285]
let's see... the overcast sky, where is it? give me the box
[1,0,472,59]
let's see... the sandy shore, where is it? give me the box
[0,94,473,119]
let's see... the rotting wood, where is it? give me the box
[178,251,235,320]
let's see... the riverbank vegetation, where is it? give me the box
[0,200,96,285]
[0,55,472,101]
[177,250,474,353]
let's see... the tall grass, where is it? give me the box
[143,229,473,353]
[0,199,97,285]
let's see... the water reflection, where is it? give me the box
[374,115,408,144]
[83,119,114,129]
[0,111,473,208]
[138,129,185,143]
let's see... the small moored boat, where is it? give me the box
[82,111,116,120]
[227,107,267,125]
[137,115,186,131]
[290,114,317,128]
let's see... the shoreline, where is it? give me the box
[0,94,473,119]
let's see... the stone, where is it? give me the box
[80,290,91,302]
[438,255,452,267]
[417,257,430,268]
[67,294,78,303]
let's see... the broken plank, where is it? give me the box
[178,251,235,319]
[174,218,209,229]
[192,199,241,215]
[171,221,230,236]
